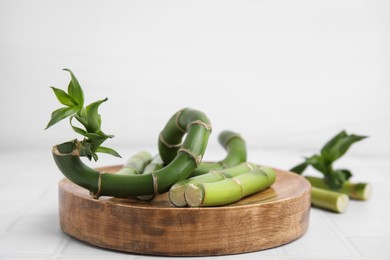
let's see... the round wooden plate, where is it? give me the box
[59,165,311,256]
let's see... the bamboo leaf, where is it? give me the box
[50,87,77,107]
[63,68,84,109]
[320,130,347,162]
[327,134,367,162]
[325,169,352,190]
[96,146,122,158]
[306,155,329,175]
[69,116,88,136]
[85,98,108,133]
[290,161,308,174]
[45,106,78,129]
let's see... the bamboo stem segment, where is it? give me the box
[305,176,372,200]
[190,131,247,176]
[136,155,164,201]
[311,186,349,213]
[184,167,276,207]
[169,162,256,207]
[116,151,152,175]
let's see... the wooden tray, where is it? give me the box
[59,165,311,256]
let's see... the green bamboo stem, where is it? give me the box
[311,186,349,213]
[190,131,247,176]
[184,167,276,207]
[136,155,164,201]
[143,155,164,174]
[116,151,152,175]
[169,162,257,207]
[52,108,212,198]
[305,176,371,200]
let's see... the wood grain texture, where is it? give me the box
[59,165,311,256]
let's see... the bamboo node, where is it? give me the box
[159,133,182,149]
[90,172,104,199]
[186,120,212,132]
[231,177,244,198]
[152,172,159,195]
[246,162,255,171]
[178,147,202,166]
[52,141,81,157]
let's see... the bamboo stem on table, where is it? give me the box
[311,186,349,213]
[306,176,372,200]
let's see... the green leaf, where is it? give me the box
[327,134,367,162]
[71,109,88,130]
[45,106,78,129]
[306,155,329,175]
[79,142,94,161]
[325,169,352,189]
[63,68,84,109]
[85,98,108,133]
[96,146,121,158]
[290,161,308,174]
[70,116,88,136]
[321,130,347,162]
[50,87,77,107]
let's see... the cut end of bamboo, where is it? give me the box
[169,183,188,207]
[336,194,350,213]
[185,184,204,207]
[353,183,372,200]
[362,183,372,200]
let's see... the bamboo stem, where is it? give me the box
[184,167,276,207]
[137,155,164,201]
[169,162,256,207]
[190,131,247,176]
[52,108,212,198]
[306,176,371,200]
[116,151,152,175]
[311,186,349,213]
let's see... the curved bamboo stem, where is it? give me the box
[306,176,371,200]
[190,131,247,176]
[169,162,257,207]
[52,108,212,198]
[184,167,276,207]
[311,186,349,213]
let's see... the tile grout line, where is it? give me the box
[47,234,70,260]
[3,188,51,233]
[322,213,363,260]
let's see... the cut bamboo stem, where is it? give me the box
[184,167,276,207]
[306,176,371,200]
[169,162,256,207]
[311,186,349,213]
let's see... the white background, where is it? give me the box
[1,0,389,161]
